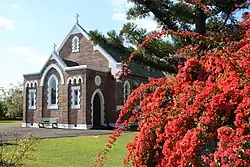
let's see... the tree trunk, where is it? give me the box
[195,8,206,35]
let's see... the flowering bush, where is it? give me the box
[96,14,250,167]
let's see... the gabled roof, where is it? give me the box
[96,43,165,78]
[24,21,164,79]
[40,51,67,74]
[57,23,121,77]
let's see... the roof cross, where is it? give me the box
[75,13,79,24]
[53,43,57,52]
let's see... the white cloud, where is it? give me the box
[133,19,158,32]
[110,0,158,32]
[11,4,18,9]
[0,46,47,88]
[111,12,158,32]
[111,0,132,7]
[8,46,47,68]
[0,16,15,29]
[112,13,126,21]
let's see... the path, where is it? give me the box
[0,124,115,141]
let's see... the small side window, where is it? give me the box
[28,89,36,110]
[72,36,80,52]
[71,86,80,109]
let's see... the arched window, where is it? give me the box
[140,83,144,103]
[123,80,131,104]
[47,74,59,109]
[72,36,80,52]
[28,89,36,110]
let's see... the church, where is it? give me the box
[22,15,164,130]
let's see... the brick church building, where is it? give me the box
[22,16,164,129]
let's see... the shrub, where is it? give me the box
[96,14,250,167]
[0,133,40,167]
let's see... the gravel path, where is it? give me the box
[0,124,115,141]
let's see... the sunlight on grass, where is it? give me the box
[0,120,21,125]
[24,132,136,167]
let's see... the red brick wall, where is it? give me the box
[41,68,61,119]
[59,33,109,70]
[23,30,150,127]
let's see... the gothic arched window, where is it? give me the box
[72,36,80,52]
[47,74,59,109]
[123,80,131,104]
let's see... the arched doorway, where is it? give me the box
[91,89,105,129]
[93,94,101,128]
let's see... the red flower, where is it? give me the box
[95,13,250,167]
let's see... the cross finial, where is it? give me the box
[53,43,57,52]
[75,13,79,24]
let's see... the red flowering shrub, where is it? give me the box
[96,14,250,167]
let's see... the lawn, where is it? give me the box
[0,120,21,125]
[24,132,136,167]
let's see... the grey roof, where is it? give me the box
[62,59,79,67]
[98,43,165,78]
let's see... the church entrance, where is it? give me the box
[93,93,101,128]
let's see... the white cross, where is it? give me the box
[76,13,79,24]
[53,43,57,52]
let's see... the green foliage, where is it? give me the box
[89,23,179,73]
[88,0,249,73]
[0,84,23,119]
[0,133,40,167]
[0,102,6,120]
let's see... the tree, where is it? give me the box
[127,0,248,34]
[96,13,250,167]
[0,101,5,119]
[1,84,23,119]
[89,24,180,73]
[89,0,249,73]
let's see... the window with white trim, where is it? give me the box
[124,80,131,104]
[28,89,36,110]
[71,86,80,109]
[47,74,59,109]
[139,83,144,104]
[72,36,80,52]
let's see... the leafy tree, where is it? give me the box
[0,133,40,166]
[89,0,249,73]
[1,84,23,119]
[127,0,249,33]
[96,13,250,167]
[0,101,5,119]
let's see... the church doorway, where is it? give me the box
[93,93,101,128]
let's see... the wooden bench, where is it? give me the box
[38,117,59,128]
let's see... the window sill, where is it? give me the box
[72,49,80,53]
[28,106,36,110]
[47,105,58,110]
[116,105,123,110]
[71,105,80,109]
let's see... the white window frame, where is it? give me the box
[72,36,80,53]
[71,86,81,109]
[47,74,59,109]
[139,83,144,104]
[123,80,131,104]
[28,89,36,110]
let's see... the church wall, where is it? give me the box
[116,75,147,106]
[41,68,61,120]
[85,70,117,125]
[59,33,109,70]
[23,76,39,125]
[67,78,85,125]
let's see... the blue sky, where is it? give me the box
[0,0,247,89]
[0,0,158,89]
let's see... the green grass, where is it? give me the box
[0,120,21,125]
[24,133,136,167]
